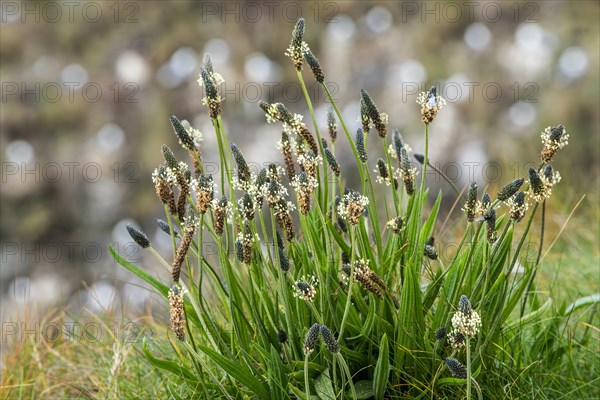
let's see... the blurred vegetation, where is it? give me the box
[1,1,598,315]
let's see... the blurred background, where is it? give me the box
[1,1,598,322]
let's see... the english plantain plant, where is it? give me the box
[111,18,597,399]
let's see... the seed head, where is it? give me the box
[286,18,307,70]
[320,325,340,353]
[293,275,318,302]
[152,166,177,215]
[541,124,568,163]
[392,129,404,160]
[435,326,447,341]
[482,192,491,208]
[451,295,482,338]
[275,200,295,241]
[413,153,425,164]
[417,85,446,124]
[324,148,341,177]
[276,231,290,272]
[352,259,387,298]
[304,49,324,83]
[240,192,254,221]
[275,103,295,125]
[507,191,528,222]
[212,196,228,235]
[338,189,369,225]
[355,129,367,163]
[485,207,497,243]
[463,182,478,222]
[375,158,398,188]
[170,115,195,151]
[297,150,321,182]
[528,167,548,202]
[327,105,337,143]
[445,358,467,379]
[231,144,251,185]
[161,144,178,170]
[360,99,370,134]
[497,178,524,201]
[458,295,472,315]
[303,323,321,355]
[168,285,186,341]
[424,237,438,260]
[175,169,191,221]
[298,125,319,155]
[126,224,150,248]
[387,217,403,234]
[293,172,313,215]
[377,159,389,180]
[541,164,561,189]
[280,130,296,182]
[400,145,417,196]
[254,168,268,206]
[237,222,256,264]
[277,329,288,344]
[172,225,196,282]
[235,240,244,262]
[156,219,178,238]
[203,53,214,74]
[195,173,214,213]
[199,67,222,118]
[447,331,466,349]
[360,89,387,138]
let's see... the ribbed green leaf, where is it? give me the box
[353,380,375,399]
[373,334,390,400]
[507,299,552,331]
[193,344,270,398]
[314,369,335,400]
[109,246,168,297]
[565,293,600,315]
[142,339,197,383]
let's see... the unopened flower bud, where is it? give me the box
[303,323,321,355]
[170,115,195,151]
[497,178,524,201]
[356,128,367,163]
[231,144,251,183]
[304,49,324,83]
[360,89,387,138]
[320,325,340,353]
[161,144,178,170]
[445,358,467,379]
[126,224,150,248]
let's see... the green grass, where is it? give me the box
[0,311,170,399]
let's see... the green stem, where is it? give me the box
[520,199,545,317]
[421,123,429,192]
[382,137,400,214]
[466,339,472,400]
[338,226,356,341]
[198,214,204,305]
[472,220,512,299]
[304,353,311,400]
[336,353,357,400]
